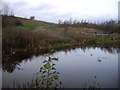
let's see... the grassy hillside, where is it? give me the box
[19,17,56,31]
[2,15,120,60]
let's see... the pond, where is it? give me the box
[2,47,119,88]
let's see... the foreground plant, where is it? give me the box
[33,54,62,88]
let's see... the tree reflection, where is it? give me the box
[2,46,120,73]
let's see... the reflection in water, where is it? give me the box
[9,55,63,88]
[2,47,118,88]
[2,52,34,73]
[2,47,119,73]
[84,80,100,88]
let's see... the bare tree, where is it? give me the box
[0,2,14,16]
[0,1,2,14]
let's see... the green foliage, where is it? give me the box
[34,54,62,88]
[52,43,72,49]
[44,63,51,69]
[98,37,108,44]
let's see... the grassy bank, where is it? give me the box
[2,15,120,60]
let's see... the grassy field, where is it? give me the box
[2,15,120,59]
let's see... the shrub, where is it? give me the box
[14,19,22,26]
[30,16,35,20]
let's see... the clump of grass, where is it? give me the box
[98,37,108,44]
[52,43,72,49]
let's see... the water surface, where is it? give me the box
[2,47,118,88]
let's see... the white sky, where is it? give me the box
[2,0,119,23]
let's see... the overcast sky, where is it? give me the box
[3,0,119,23]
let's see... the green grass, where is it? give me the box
[98,37,108,44]
[11,17,56,31]
[52,43,72,49]
[26,25,38,30]
[96,35,119,45]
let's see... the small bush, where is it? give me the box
[30,16,35,20]
[14,19,22,26]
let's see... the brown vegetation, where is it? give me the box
[58,19,119,33]
[2,16,120,64]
